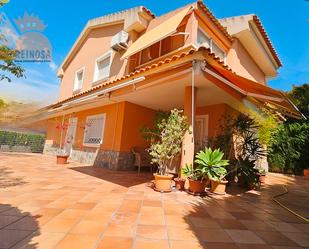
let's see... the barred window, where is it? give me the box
[83,114,106,146]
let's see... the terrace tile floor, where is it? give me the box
[0,152,308,249]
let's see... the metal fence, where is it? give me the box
[0,130,45,153]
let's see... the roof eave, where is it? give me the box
[57,6,155,74]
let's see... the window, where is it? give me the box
[73,68,84,91]
[161,37,172,56]
[197,28,226,63]
[211,41,225,62]
[197,28,211,48]
[94,51,111,83]
[83,114,106,146]
[141,42,160,65]
[138,29,185,66]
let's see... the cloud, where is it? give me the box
[0,63,59,104]
[26,68,44,78]
[0,78,58,104]
[49,61,57,71]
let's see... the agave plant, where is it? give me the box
[182,164,204,181]
[194,147,229,181]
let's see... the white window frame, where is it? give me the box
[197,28,211,48]
[93,50,112,85]
[73,67,85,92]
[83,113,106,147]
[211,39,226,64]
[197,28,226,63]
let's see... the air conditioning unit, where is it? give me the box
[111,31,129,52]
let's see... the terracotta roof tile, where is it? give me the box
[197,0,233,42]
[252,15,282,67]
[141,6,155,18]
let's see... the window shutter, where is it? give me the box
[97,56,110,80]
[74,70,84,91]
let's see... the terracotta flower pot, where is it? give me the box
[188,179,207,194]
[259,175,266,184]
[56,155,69,164]
[174,178,185,191]
[211,179,228,195]
[304,169,309,177]
[154,173,173,192]
[247,182,257,190]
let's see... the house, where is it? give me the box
[30,1,303,170]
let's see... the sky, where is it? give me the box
[0,0,308,105]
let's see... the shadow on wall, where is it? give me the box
[0,203,40,248]
[181,177,308,248]
[69,165,153,188]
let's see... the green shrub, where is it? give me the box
[269,123,309,174]
[194,147,229,181]
[0,130,45,153]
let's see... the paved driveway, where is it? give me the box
[0,153,308,249]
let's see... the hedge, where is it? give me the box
[268,122,309,175]
[0,130,45,153]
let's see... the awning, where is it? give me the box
[121,6,193,60]
[204,64,304,119]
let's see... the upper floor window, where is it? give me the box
[93,51,111,83]
[73,68,84,92]
[197,28,226,63]
[197,28,211,48]
[211,41,225,62]
[130,25,186,71]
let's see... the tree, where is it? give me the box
[268,83,309,174]
[0,35,25,82]
[286,84,309,119]
[0,1,9,7]
[143,109,189,175]
[269,122,309,174]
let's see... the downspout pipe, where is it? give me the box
[191,60,196,140]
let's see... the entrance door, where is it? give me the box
[195,115,209,151]
[64,117,78,155]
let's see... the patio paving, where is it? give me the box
[0,152,308,249]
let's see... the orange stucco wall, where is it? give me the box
[196,103,239,138]
[226,40,266,84]
[119,102,156,152]
[59,24,127,101]
[46,101,155,152]
[46,102,124,150]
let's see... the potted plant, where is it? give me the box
[304,168,309,178]
[174,177,186,191]
[196,147,229,195]
[55,121,70,164]
[145,109,189,192]
[182,148,229,195]
[237,158,260,189]
[182,164,208,194]
[257,167,267,184]
[56,150,69,164]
